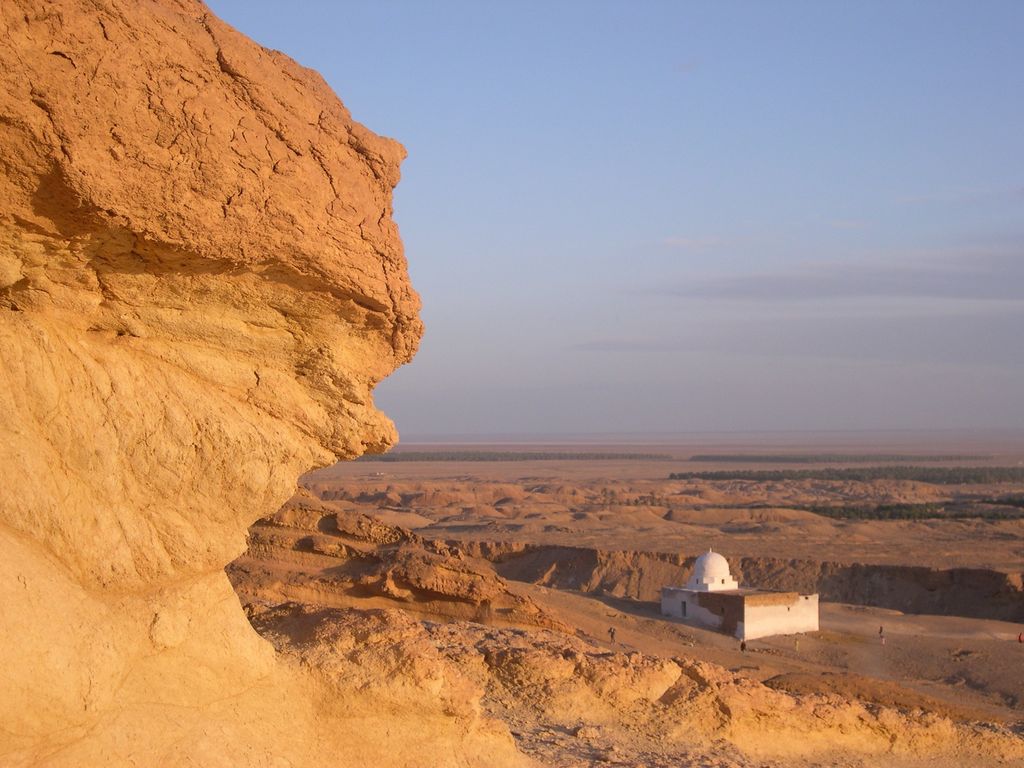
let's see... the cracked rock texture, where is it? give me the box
[0,2,527,766]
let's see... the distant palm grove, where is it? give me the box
[668,466,1024,484]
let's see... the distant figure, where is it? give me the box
[879,625,884,637]
[608,627,616,643]
[1018,632,1022,644]
[740,640,747,653]
[794,637,800,652]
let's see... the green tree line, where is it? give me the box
[668,466,1024,484]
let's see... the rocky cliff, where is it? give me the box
[0,2,528,766]
[459,542,1024,622]
[233,497,1024,767]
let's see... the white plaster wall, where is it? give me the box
[687,575,738,592]
[661,588,685,618]
[660,588,728,634]
[742,594,818,640]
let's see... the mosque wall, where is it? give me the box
[661,588,819,640]
[695,591,745,637]
[742,594,819,640]
[661,587,744,636]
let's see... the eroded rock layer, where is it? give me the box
[234,499,1024,767]
[0,0,421,591]
[229,491,573,634]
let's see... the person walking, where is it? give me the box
[608,626,616,643]
[740,640,747,653]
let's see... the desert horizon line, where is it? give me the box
[390,427,1024,444]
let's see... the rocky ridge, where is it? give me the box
[235,494,1024,766]
[461,542,1024,623]
[314,479,1024,621]
[230,491,571,633]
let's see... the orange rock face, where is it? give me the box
[1,0,421,587]
[0,3,529,767]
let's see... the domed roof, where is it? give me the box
[692,549,732,582]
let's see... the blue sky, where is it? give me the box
[207,1,1023,437]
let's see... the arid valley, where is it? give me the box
[230,435,1024,766]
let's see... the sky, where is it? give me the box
[207,1,1024,438]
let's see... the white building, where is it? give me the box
[660,549,818,641]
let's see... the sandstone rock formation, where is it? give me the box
[0,2,529,766]
[229,491,572,633]
[1,0,421,591]
[246,601,1024,768]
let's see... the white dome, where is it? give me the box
[693,550,731,581]
[686,549,738,592]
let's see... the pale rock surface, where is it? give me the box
[247,602,1024,768]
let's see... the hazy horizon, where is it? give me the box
[385,428,1024,450]
[209,1,1024,436]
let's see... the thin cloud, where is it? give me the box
[829,218,868,230]
[661,235,725,249]
[661,251,1024,302]
[715,309,1024,369]
[895,185,1023,206]
[675,57,700,76]
[567,338,667,352]
[568,308,1024,368]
